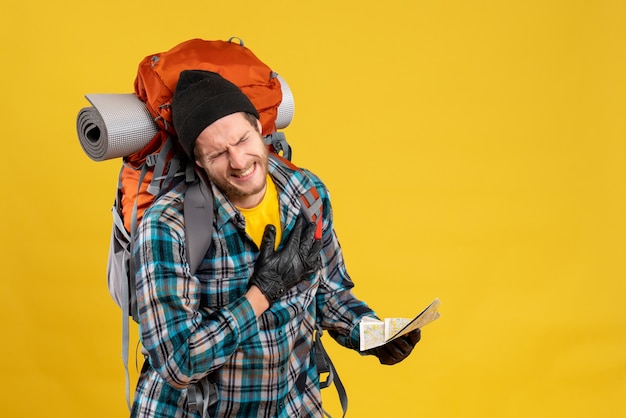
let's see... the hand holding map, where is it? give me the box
[359,298,440,351]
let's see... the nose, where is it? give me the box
[227,146,247,169]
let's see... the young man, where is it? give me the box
[131,70,421,417]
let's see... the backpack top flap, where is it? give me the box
[134,38,283,139]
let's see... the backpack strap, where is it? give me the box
[183,172,214,274]
[187,377,218,417]
[315,327,348,418]
[146,135,174,195]
[109,188,135,410]
[299,187,323,240]
[127,162,150,322]
[264,132,292,160]
[183,171,217,417]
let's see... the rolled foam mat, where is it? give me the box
[76,94,158,161]
[275,74,294,130]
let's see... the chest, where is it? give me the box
[195,224,319,327]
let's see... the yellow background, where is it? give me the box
[1,0,625,417]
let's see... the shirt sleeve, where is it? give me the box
[134,199,259,389]
[305,172,378,350]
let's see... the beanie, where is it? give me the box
[171,70,260,159]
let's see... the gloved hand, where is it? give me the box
[249,215,322,304]
[366,329,421,365]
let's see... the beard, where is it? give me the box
[205,146,269,203]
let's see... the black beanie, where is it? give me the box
[171,70,260,159]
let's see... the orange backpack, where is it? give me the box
[119,37,288,233]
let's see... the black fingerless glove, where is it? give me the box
[249,215,322,304]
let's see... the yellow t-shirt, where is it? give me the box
[236,175,282,249]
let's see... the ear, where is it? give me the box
[193,145,203,167]
[256,118,263,134]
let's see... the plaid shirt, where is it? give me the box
[132,155,375,417]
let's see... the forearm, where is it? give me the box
[137,277,259,388]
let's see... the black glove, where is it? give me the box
[366,328,421,365]
[249,215,322,304]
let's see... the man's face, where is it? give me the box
[194,112,269,209]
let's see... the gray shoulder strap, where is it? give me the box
[315,327,348,418]
[183,175,218,416]
[183,176,214,275]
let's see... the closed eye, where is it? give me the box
[206,150,226,162]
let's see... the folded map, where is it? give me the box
[359,298,440,351]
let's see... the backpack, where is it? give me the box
[76,37,347,418]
